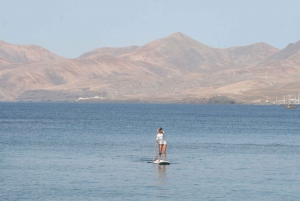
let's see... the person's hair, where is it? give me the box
[158,127,163,133]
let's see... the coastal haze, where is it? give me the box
[0,32,299,103]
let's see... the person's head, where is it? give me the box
[158,127,163,133]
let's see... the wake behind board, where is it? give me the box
[153,160,170,165]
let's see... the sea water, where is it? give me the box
[1,103,300,201]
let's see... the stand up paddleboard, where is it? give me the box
[153,160,170,165]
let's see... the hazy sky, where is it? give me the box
[1,0,299,58]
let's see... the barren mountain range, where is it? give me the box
[0,32,299,103]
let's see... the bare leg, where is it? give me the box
[163,144,167,161]
[158,144,163,161]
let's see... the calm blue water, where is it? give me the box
[1,103,300,201]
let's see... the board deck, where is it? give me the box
[153,160,170,165]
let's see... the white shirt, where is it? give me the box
[156,132,167,144]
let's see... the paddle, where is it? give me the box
[152,142,157,163]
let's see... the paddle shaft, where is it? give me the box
[152,142,157,162]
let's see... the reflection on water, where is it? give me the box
[153,164,167,186]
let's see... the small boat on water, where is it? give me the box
[284,105,297,109]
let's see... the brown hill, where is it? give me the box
[234,40,300,102]
[0,40,63,63]
[79,46,139,58]
[0,33,299,103]
[1,55,162,101]
[225,42,279,67]
[0,56,12,66]
[258,40,300,69]
[120,32,212,71]
[120,32,279,73]
[265,40,300,61]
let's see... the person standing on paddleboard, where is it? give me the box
[155,128,167,162]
